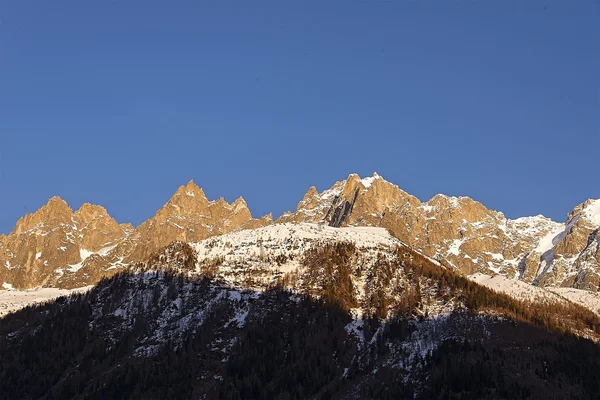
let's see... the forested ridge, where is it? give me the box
[1,241,600,399]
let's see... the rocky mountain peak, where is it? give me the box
[160,182,210,216]
[339,172,390,197]
[574,199,600,228]
[0,194,133,289]
[302,186,319,201]
[277,173,419,226]
[185,179,203,194]
[1,175,599,295]
[13,196,73,236]
[75,203,108,222]
[171,180,207,200]
[345,172,362,184]
[211,197,229,207]
[232,196,248,211]
[46,195,70,208]
[44,196,73,217]
[261,213,273,223]
[108,181,271,272]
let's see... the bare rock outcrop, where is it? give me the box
[2,174,598,292]
[278,173,600,291]
[0,197,129,289]
[0,181,271,289]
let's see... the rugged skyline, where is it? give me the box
[2,2,599,236]
[2,2,598,398]
[3,172,598,233]
[2,173,599,296]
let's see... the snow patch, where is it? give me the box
[547,287,600,315]
[447,239,463,256]
[419,204,434,213]
[345,318,365,347]
[360,173,381,189]
[531,214,581,280]
[67,248,95,272]
[582,199,600,227]
[0,286,92,317]
[484,252,504,261]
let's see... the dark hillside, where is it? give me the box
[1,267,599,399]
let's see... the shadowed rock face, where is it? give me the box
[0,181,271,289]
[278,173,600,291]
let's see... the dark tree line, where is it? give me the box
[1,243,600,399]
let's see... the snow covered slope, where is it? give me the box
[192,224,600,318]
[191,223,450,316]
[547,287,600,316]
[469,273,600,315]
[0,286,91,317]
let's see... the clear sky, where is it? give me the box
[1,1,598,233]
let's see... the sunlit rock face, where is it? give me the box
[0,197,129,289]
[0,181,270,289]
[1,174,598,292]
[278,173,600,291]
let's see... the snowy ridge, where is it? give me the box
[547,287,600,315]
[359,172,382,189]
[0,286,92,317]
[581,199,600,227]
[191,223,464,322]
[194,223,402,259]
[468,273,600,315]
[193,223,409,295]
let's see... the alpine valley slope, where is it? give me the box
[2,226,600,399]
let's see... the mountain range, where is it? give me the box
[2,222,599,399]
[2,173,599,294]
[2,173,600,399]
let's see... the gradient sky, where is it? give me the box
[1,1,599,234]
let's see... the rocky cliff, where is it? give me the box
[278,173,600,291]
[2,174,598,292]
[0,181,271,289]
[0,197,129,289]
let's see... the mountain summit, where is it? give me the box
[1,174,599,293]
[278,173,600,291]
[0,197,129,288]
[0,182,270,289]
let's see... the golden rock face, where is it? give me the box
[1,174,598,292]
[0,181,271,289]
[277,173,600,291]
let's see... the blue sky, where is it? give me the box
[1,1,598,233]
